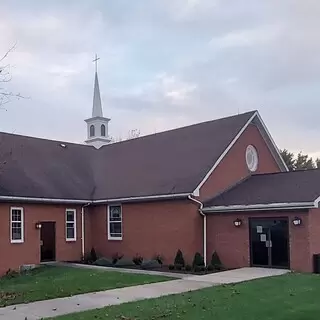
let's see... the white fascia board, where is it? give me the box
[254,111,289,172]
[314,196,320,208]
[93,193,190,204]
[203,202,315,213]
[193,112,258,196]
[0,196,91,204]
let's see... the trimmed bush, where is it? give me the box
[207,264,214,271]
[175,264,182,271]
[114,258,136,267]
[141,259,161,270]
[185,264,192,272]
[112,252,123,264]
[174,249,185,267]
[94,258,113,267]
[168,264,174,270]
[90,247,98,262]
[133,255,143,265]
[211,251,223,270]
[153,254,164,265]
[192,252,204,267]
[194,265,202,273]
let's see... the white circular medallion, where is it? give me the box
[246,145,258,172]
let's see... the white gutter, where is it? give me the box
[188,195,206,266]
[203,202,315,213]
[93,193,190,204]
[0,193,190,204]
[0,196,91,204]
[81,203,91,260]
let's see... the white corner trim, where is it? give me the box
[203,202,315,213]
[107,204,123,241]
[314,196,320,208]
[10,207,24,244]
[193,112,258,196]
[65,208,77,241]
[254,112,289,172]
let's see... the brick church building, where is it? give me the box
[1,66,320,276]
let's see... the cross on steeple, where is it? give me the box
[93,54,100,73]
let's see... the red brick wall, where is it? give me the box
[0,203,84,276]
[199,124,282,201]
[308,208,320,270]
[90,200,202,265]
[206,210,311,272]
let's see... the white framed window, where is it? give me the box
[246,145,259,172]
[65,209,76,241]
[108,205,122,240]
[10,207,24,243]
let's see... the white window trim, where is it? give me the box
[10,207,24,244]
[107,204,122,240]
[65,208,77,242]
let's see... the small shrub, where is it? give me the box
[90,247,98,262]
[94,257,113,267]
[185,264,192,272]
[199,266,206,272]
[141,259,161,270]
[175,264,182,271]
[153,254,164,265]
[133,254,143,265]
[174,249,185,267]
[207,264,214,271]
[194,265,202,273]
[211,251,223,270]
[112,252,123,264]
[114,258,136,267]
[192,252,204,267]
[168,264,174,270]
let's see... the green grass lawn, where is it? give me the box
[53,273,320,320]
[0,265,172,307]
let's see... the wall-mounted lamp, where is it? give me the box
[233,218,242,227]
[292,217,302,226]
[35,222,42,229]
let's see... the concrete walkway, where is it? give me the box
[0,267,289,320]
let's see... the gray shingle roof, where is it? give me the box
[204,169,320,208]
[0,111,255,201]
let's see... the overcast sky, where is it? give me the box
[1,0,320,157]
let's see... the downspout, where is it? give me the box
[188,195,206,266]
[81,203,91,260]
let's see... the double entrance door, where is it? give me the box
[249,218,289,268]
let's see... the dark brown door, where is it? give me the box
[40,222,56,262]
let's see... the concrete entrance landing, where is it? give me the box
[0,267,290,320]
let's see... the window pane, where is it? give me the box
[66,227,75,239]
[66,211,75,221]
[12,210,21,221]
[110,222,122,237]
[12,227,22,240]
[110,206,121,221]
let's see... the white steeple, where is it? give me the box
[85,54,111,149]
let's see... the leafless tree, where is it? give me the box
[0,43,23,108]
[110,129,141,143]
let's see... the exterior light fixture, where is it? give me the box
[292,217,302,226]
[35,222,42,229]
[233,218,242,227]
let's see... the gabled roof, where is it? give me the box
[0,110,283,202]
[203,169,320,212]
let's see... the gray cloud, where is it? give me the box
[1,0,320,157]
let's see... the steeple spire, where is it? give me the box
[84,54,111,149]
[92,54,103,117]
